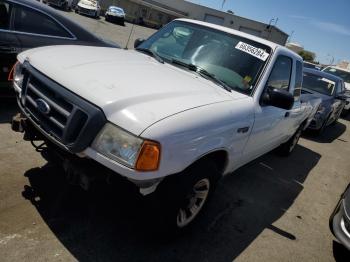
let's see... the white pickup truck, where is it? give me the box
[12,19,320,231]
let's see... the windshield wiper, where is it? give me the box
[135,47,164,64]
[171,59,231,92]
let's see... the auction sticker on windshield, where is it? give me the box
[235,41,269,61]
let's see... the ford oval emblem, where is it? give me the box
[36,98,51,115]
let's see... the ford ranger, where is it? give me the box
[12,19,320,231]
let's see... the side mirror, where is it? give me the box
[134,38,145,48]
[262,87,294,110]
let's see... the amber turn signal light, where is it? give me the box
[135,141,160,171]
[8,61,18,81]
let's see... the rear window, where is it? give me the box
[0,1,11,30]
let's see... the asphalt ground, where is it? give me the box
[0,8,350,262]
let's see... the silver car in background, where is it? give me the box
[330,184,350,251]
[105,6,125,25]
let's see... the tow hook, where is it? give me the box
[11,113,27,133]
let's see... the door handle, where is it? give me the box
[237,126,249,133]
[285,112,290,117]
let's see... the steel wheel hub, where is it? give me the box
[176,178,210,228]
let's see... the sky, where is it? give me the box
[188,0,350,64]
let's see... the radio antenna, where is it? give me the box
[125,22,135,49]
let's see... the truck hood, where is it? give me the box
[18,46,245,135]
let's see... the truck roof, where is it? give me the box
[175,18,300,60]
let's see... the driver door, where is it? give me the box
[242,55,294,162]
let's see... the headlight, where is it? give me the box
[92,123,160,171]
[10,62,24,94]
[14,62,24,86]
[9,62,24,91]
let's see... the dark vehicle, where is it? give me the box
[330,184,350,251]
[301,68,346,134]
[0,0,118,97]
[105,6,125,25]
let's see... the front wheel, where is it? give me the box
[277,126,303,156]
[155,161,221,233]
[341,108,349,116]
[316,113,331,135]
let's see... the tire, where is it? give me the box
[105,15,108,21]
[153,160,221,235]
[316,113,331,135]
[341,108,349,116]
[277,126,303,156]
[330,116,338,126]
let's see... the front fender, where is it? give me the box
[141,98,254,176]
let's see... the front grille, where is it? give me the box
[21,63,106,153]
[79,7,96,15]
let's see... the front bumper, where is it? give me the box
[330,199,350,250]
[78,6,98,16]
[12,110,162,195]
[107,16,125,23]
[106,13,125,19]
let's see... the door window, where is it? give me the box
[336,81,344,94]
[294,60,303,101]
[13,5,71,38]
[0,1,11,30]
[266,56,293,91]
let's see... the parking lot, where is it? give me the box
[62,10,157,49]
[0,9,350,262]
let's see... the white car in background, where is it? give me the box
[76,0,100,18]
[323,66,350,113]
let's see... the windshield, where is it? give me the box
[109,7,124,13]
[303,72,335,96]
[80,0,98,7]
[138,21,272,95]
[323,67,350,83]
